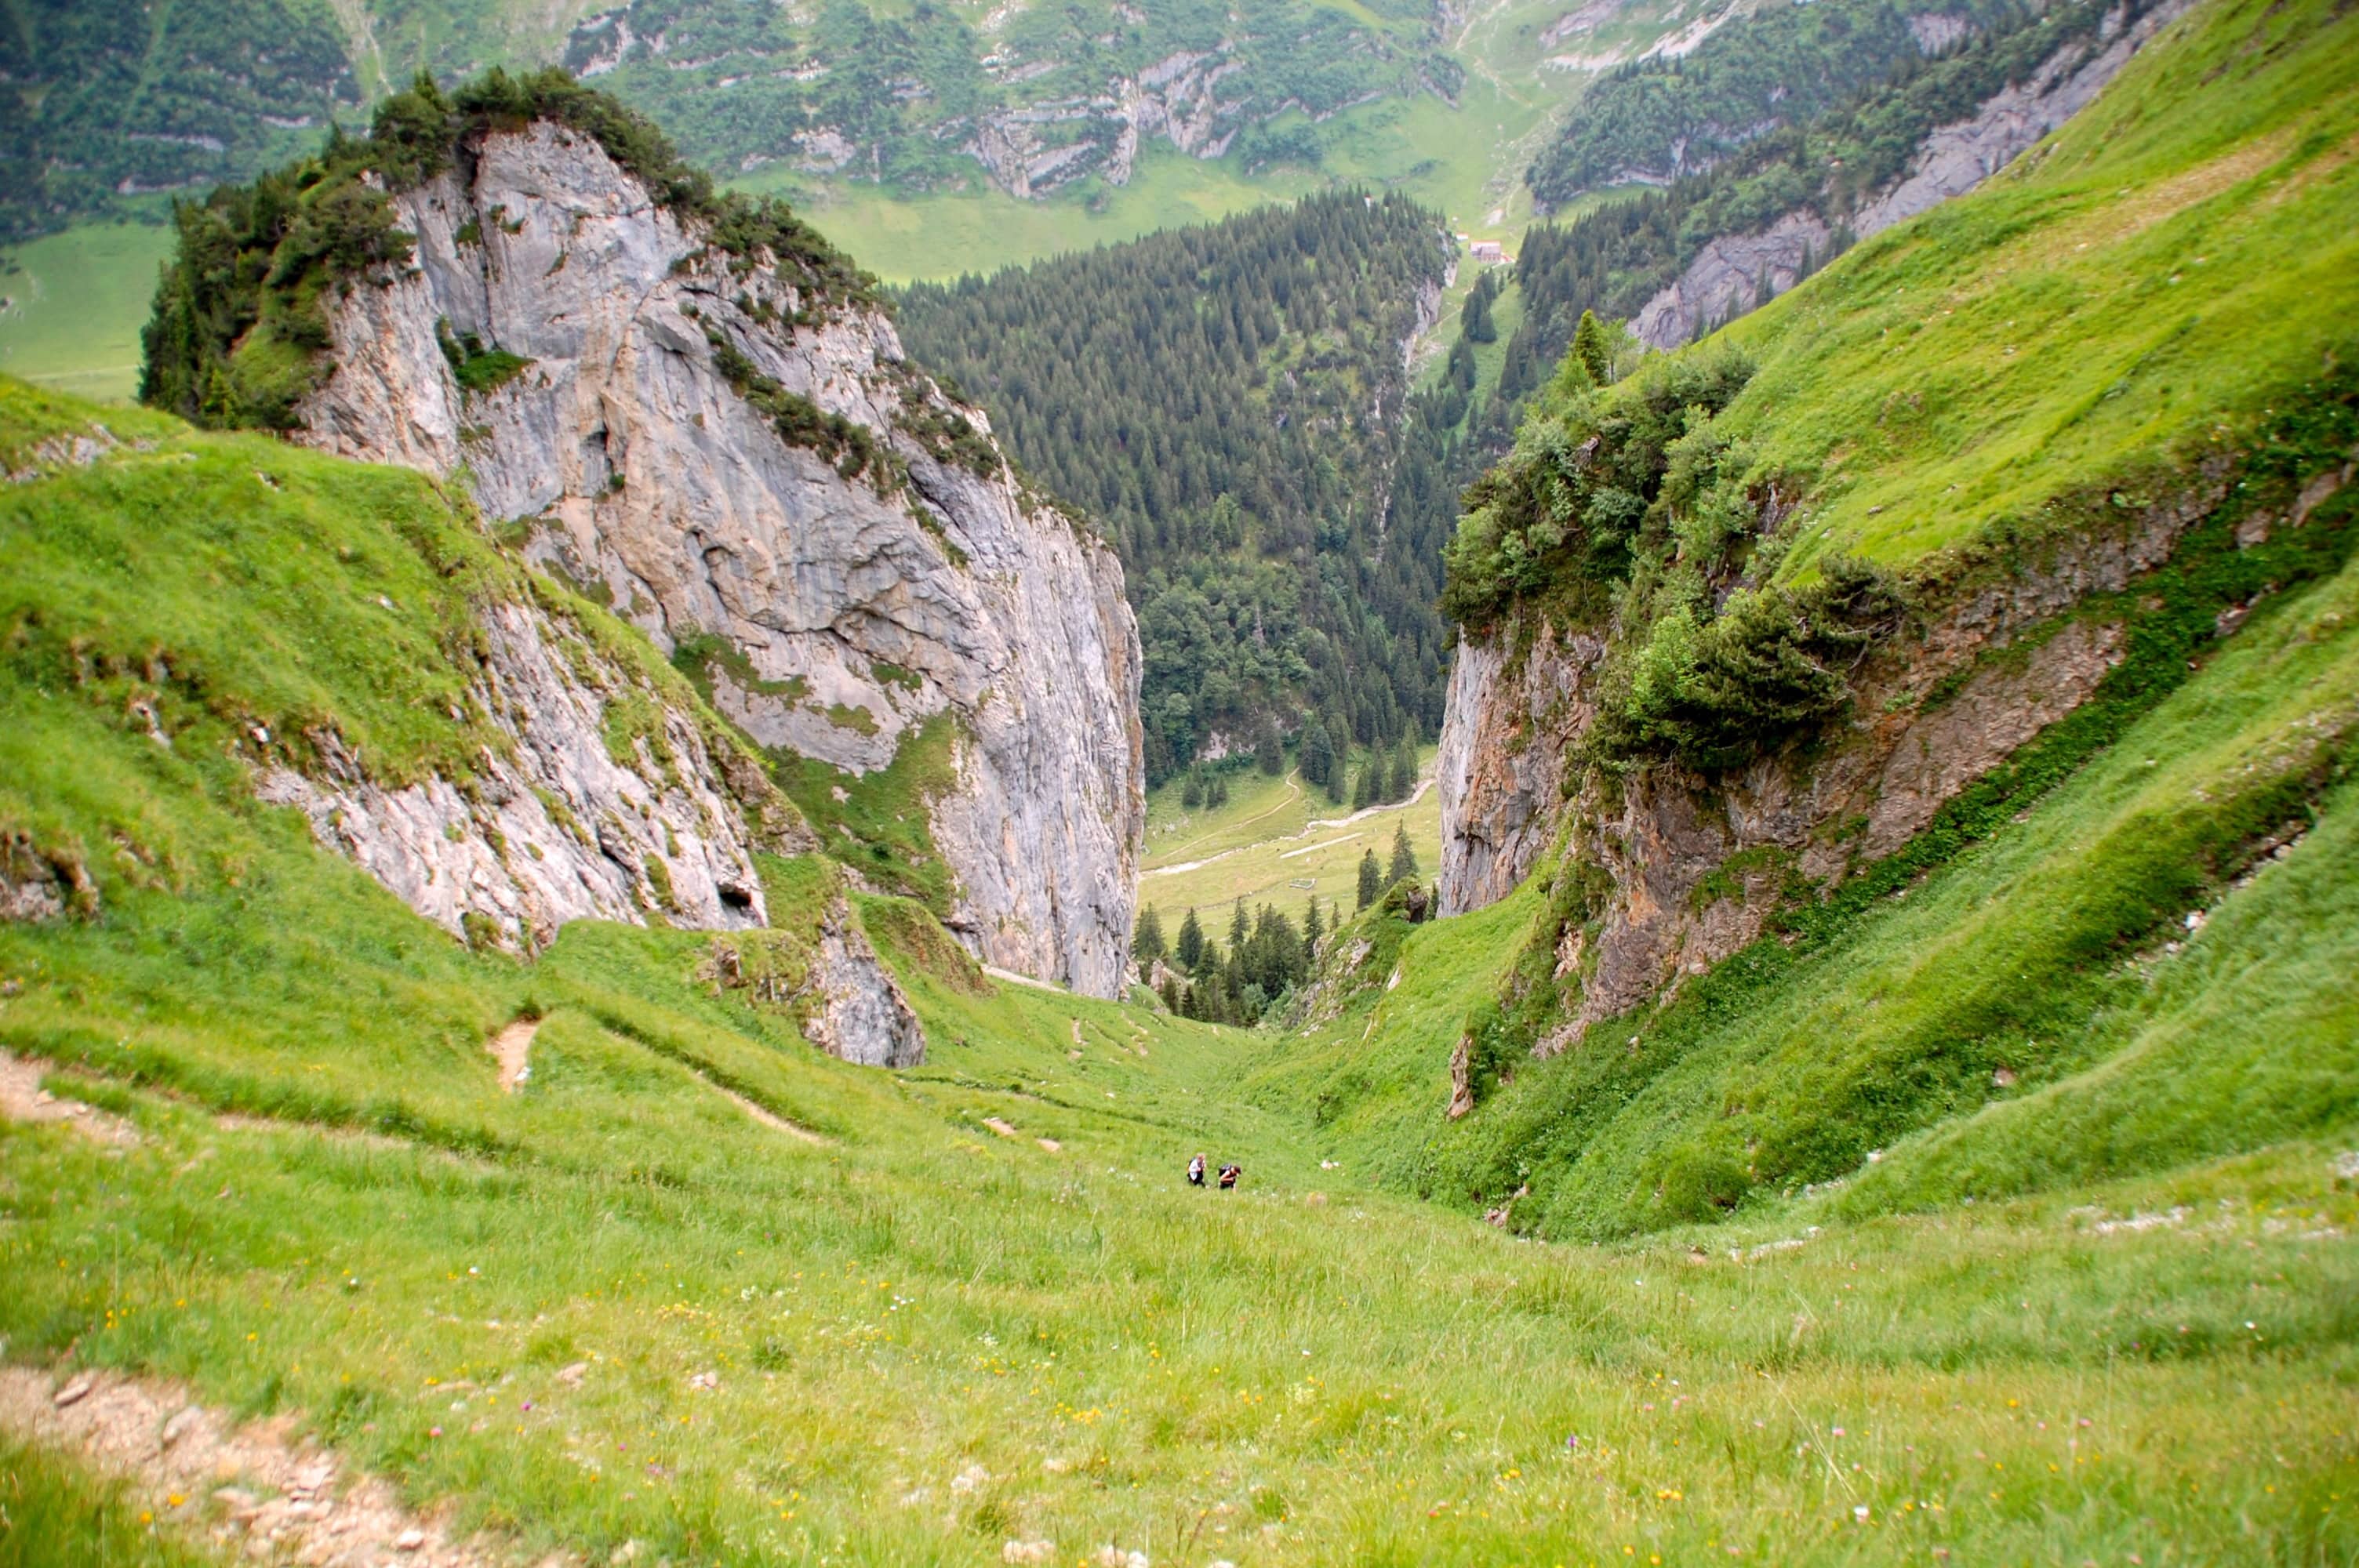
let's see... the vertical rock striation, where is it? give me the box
[291,121,1144,996]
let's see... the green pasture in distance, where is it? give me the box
[0,224,173,405]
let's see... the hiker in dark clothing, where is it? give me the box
[1187,1153,1207,1187]
[1218,1163,1240,1190]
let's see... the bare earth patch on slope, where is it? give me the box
[488,1017,539,1093]
[0,1365,542,1568]
[0,1053,136,1145]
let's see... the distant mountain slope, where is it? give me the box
[569,0,1457,200]
[1525,0,2032,207]
[0,0,1456,245]
[896,191,1452,781]
[1390,0,2205,618]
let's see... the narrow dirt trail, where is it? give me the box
[0,1366,507,1567]
[0,1053,136,1145]
[1154,770,1304,865]
[712,1081,830,1145]
[488,1018,539,1093]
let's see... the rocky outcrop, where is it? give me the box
[959,49,1256,198]
[1,832,96,924]
[705,889,927,1068]
[1853,0,2192,234]
[291,121,1144,995]
[1438,470,2232,1049]
[1628,0,2192,349]
[803,895,927,1068]
[1629,210,1833,352]
[256,597,794,953]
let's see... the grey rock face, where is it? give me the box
[1852,0,2194,237]
[805,895,928,1068]
[293,123,1143,996]
[1629,210,1833,352]
[256,598,787,953]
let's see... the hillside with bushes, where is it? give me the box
[1299,0,2359,1247]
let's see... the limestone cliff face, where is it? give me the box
[291,121,1144,996]
[1628,0,2192,350]
[1437,475,2229,1048]
[255,597,796,953]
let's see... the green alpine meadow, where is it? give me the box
[2,0,2355,1561]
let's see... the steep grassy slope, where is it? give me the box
[1719,0,2359,579]
[1290,490,2357,1236]
[1298,0,2359,1253]
[4,384,2356,1565]
[1445,0,2359,633]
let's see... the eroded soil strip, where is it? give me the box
[0,1365,517,1568]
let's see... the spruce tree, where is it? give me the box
[1351,756,1376,810]
[1387,823,1419,887]
[1132,906,1168,973]
[1182,771,1204,809]
[1387,739,1416,802]
[1255,717,1284,776]
[1572,307,1612,388]
[1176,908,1205,971]
[1300,716,1333,789]
[1357,848,1382,910]
[1325,725,1350,804]
[1303,895,1322,960]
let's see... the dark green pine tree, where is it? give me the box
[1303,896,1322,961]
[1325,722,1350,804]
[1176,907,1205,971]
[1132,906,1168,974]
[1387,822,1419,887]
[1256,717,1284,776]
[1572,307,1612,389]
[1351,755,1376,810]
[1299,714,1333,789]
[1357,848,1382,911]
